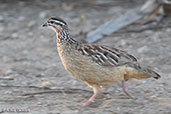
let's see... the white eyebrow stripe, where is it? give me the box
[53,20,66,25]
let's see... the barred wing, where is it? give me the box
[78,44,137,67]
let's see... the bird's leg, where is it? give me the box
[83,93,98,106]
[121,80,134,99]
[83,84,100,106]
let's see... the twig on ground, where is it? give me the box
[22,88,92,96]
[117,24,171,33]
[86,9,142,43]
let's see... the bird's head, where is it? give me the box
[42,17,68,32]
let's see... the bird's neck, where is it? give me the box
[56,29,78,45]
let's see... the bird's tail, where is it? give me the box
[137,67,160,79]
[124,65,160,81]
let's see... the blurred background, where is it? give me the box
[0,0,171,113]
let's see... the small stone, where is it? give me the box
[19,1,25,6]
[0,76,13,80]
[27,21,36,27]
[41,80,52,88]
[62,3,73,11]
[141,80,147,84]
[39,11,47,18]
[12,33,18,38]
[0,15,4,22]
[36,73,45,77]
[28,32,33,36]
[18,16,25,21]
[150,95,157,98]
[119,39,127,46]
[22,50,29,54]
[0,26,4,32]
[49,86,57,89]
[137,46,148,53]
[6,69,13,75]
[37,102,42,105]
[166,28,171,32]
[144,30,153,34]
[4,91,12,95]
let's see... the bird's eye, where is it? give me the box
[50,21,54,24]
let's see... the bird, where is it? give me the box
[42,17,160,106]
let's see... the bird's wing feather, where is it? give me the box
[78,44,137,67]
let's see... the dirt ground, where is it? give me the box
[0,0,171,114]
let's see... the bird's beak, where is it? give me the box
[42,22,48,27]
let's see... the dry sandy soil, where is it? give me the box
[0,0,171,114]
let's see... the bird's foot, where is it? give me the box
[82,93,98,106]
[121,80,136,100]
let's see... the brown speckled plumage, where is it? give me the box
[42,17,160,105]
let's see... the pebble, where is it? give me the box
[36,73,45,77]
[62,3,73,12]
[0,15,4,22]
[0,76,14,80]
[18,16,25,21]
[137,46,148,53]
[166,28,171,32]
[141,80,147,84]
[19,1,25,6]
[0,26,4,32]
[39,11,48,18]
[119,39,127,46]
[6,69,13,75]
[28,32,33,36]
[150,95,157,98]
[144,30,153,34]
[12,33,18,38]
[4,91,12,95]
[27,20,36,27]
[41,80,53,88]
